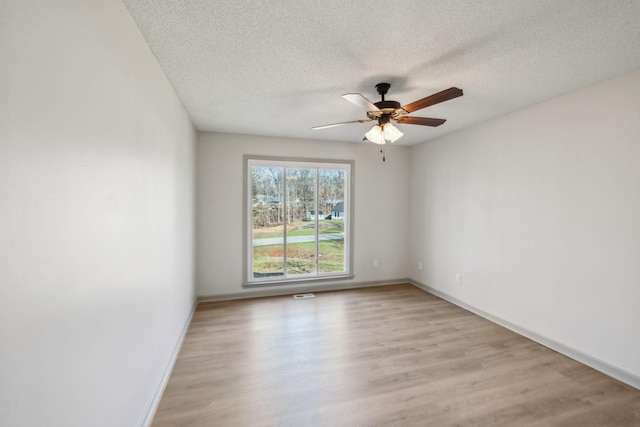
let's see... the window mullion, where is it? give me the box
[283,166,288,278]
[314,167,319,275]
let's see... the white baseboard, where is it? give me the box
[198,278,410,302]
[409,279,640,391]
[139,300,197,427]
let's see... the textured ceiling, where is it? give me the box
[123,0,640,145]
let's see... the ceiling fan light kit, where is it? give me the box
[313,82,463,146]
[364,123,403,144]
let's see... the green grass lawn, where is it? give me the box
[253,220,344,239]
[252,239,344,275]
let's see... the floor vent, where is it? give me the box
[293,293,315,300]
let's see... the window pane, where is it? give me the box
[318,169,346,273]
[251,166,284,278]
[286,168,316,275]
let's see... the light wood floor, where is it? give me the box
[152,284,640,426]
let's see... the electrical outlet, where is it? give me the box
[418,262,423,270]
[373,259,379,268]
[455,273,461,284]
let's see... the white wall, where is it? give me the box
[0,1,195,426]
[409,69,640,380]
[197,132,410,297]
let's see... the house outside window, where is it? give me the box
[244,156,354,286]
[331,202,345,220]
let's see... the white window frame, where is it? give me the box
[243,155,354,287]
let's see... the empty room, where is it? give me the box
[2,1,639,426]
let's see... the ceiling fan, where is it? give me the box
[312,83,463,145]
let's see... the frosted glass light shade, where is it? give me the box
[383,123,403,143]
[365,125,385,144]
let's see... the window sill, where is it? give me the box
[243,274,354,288]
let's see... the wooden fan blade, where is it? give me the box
[342,93,381,112]
[312,119,372,130]
[396,116,446,127]
[401,87,463,113]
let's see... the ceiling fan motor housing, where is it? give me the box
[374,100,401,111]
[369,100,402,121]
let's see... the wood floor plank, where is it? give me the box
[152,284,640,426]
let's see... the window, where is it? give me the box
[244,156,353,286]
